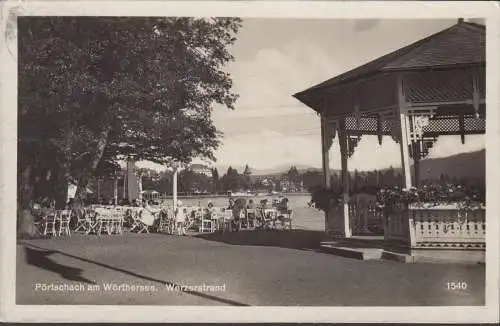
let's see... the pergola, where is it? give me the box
[294,20,485,238]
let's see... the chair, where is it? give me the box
[43,212,57,236]
[187,208,200,231]
[111,211,124,234]
[57,210,72,236]
[200,208,216,233]
[278,209,293,230]
[84,208,99,234]
[221,209,234,232]
[157,208,174,234]
[259,208,276,230]
[133,209,152,234]
[246,208,256,229]
[75,208,91,233]
[96,210,113,235]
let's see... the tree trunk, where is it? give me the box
[17,165,36,237]
[54,128,76,209]
[74,126,111,204]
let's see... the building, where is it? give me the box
[190,163,213,177]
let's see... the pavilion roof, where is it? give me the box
[294,21,485,97]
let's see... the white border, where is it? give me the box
[1,0,499,323]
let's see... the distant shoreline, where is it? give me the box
[157,192,311,200]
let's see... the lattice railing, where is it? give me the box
[411,207,485,249]
[383,205,486,249]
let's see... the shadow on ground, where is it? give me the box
[24,247,96,284]
[194,229,328,251]
[20,242,248,306]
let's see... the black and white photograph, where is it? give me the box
[1,0,499,323]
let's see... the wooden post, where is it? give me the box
[320,115,333,234]
[413,144,421,187]
[338,120,351,238]
[113,176,118,205]
[97,178,101,201]
[138,173,143,203]
[123,175,127,200]
[320,115,332,189]
[397,75,412,189]
[472,72,480,117]
[173,167,178,213]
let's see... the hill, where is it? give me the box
[215,149,485,180]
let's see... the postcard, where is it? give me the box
[1,0,499,323]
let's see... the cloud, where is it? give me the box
[215,129,321,170]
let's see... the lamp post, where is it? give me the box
[173,166,178,213]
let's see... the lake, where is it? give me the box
[164,194,325,231]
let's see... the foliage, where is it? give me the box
[16,16,241,236]
[18,17,241,206]
[221,166,241,192]
[211,168,220,194]
[309,186,343,212]
[287,165,300,183]
[376,183,485,210]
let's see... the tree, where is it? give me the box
[242,164,252,190]
[17,17,241,236]
[287,165,300,183]
[222,166,241,192]
[211,168,220,194]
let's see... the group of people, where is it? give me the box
[29,194,291,236]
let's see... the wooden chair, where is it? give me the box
[246,208,257,229]
[111,211,124,235]
[75,208,92,233]
[96,210,113,235]
[200,208,216,233]
[221,209,234,232]
[57,210,72,236]
[157,207,174,234]
[43,212,57,236]
[131,210,150,234]
[260,208,277,230]
[278,209,293,230]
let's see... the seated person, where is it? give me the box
[228,197,235,210]
[246,199,256,227]
[277,197,289,213]
[207,201,215,217]
[140,201,156,227]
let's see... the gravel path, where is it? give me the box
[16,231,485,306]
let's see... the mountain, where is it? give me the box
[214,149,485,180]
[418,149,485,181]
[214,164,320,176]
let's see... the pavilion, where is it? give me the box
[293,19,485,257]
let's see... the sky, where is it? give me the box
[139,18,485,173]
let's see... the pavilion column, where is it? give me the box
[123,175,127,200]
[320,115,334,234]
[338,119,351,238]
[138,173,143,203]
[113,175,118,205]
[320,115,332,188]
[413,144,421,187]
[396,75,412,189]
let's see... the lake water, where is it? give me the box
[169,194,325,231]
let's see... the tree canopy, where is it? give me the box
[17,16,241,235]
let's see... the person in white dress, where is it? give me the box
[140,201,157,229]
[175,200,186,236]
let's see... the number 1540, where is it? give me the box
[447,282,468,290]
